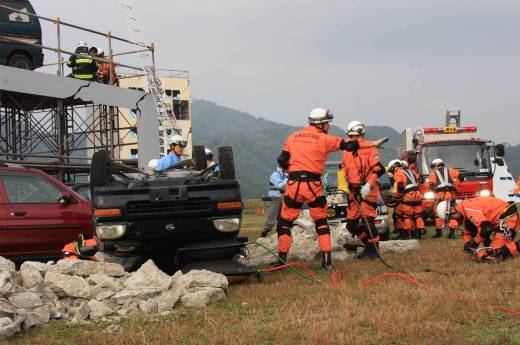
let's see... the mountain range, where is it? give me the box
[191,100,520,198]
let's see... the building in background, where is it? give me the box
[117,70,191,161]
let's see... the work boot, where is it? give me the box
[416,229,424,240]
[343,243,358,253]
[260,229,269,238]
[272,252,288,267]
[433,230,443,238]
[356,243,379,260]
[398,230,409,240]
[448,229,456,239]
[321,251,332,271]
[412,229,421,239]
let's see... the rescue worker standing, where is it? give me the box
[156,134,186,171]
[276,108,382,270]
[67,42,98,81]
[437,196,520,262]
[261,167,288,237]
[390,160,425,239]
[429,158,460,238]
[343,121,386,259]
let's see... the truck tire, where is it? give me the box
[218,146,236,180]
[192,145,207,171]
[8,53,33,70]
[90,150,111,191]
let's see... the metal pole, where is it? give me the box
[151,42,155,65]
[108,31,113,85]
[55,17,62,76]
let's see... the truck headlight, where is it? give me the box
[423,191,435,200]
[96,224,126,239]
[478,189,491,197]
[213,218,241,232]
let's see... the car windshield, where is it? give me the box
[421,143,491,175]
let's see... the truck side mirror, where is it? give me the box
[407,151,417,164]
[495,144,505,157]
[59,192,76,205]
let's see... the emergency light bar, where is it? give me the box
[423,126,477,134]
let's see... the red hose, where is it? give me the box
[361,273,433,290]
[362,273,520,317]
[331,271,344,287]
[262,262,322,283]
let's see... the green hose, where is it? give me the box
[252,240,319,283]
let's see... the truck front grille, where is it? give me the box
[129,218,213,234]
[125,198,212,215]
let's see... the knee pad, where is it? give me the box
[315,218,329,233]
[308,196,327,208]
[346,219,360,236]
[283,196,303,209]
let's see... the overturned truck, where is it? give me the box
[89,146,255,279]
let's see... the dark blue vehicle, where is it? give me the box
[0,0,43,69]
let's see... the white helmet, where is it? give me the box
[401,160,409,168]
[346,120,366,136]
[97,48,104,56]
[168,134,187,147]
[204,148,212,155]
[308,108,334,124]
[431,158,444,166]
[436,200,458,220]
[387,159,402,172]
[78,41,88,48]
[148,159,158,171]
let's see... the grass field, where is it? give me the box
[5,213,520,345]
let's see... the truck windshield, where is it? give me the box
[421,143,491,176]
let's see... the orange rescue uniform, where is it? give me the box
[456,196,520,261]
[62,237,97,260]
[342,138,385,243]
[429,167,460,232]
[98,62,118,85]
[514,176,520,194]
[277,125,361,255]
[393,167,425,236]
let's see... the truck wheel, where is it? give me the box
[218,146,236,180]
[192,145,207,171]
[8,53,33,70]
[90,150,111,191]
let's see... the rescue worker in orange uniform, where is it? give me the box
[276,108,387,270]
[97,48,118,85]
[388,160,425,239]
[342,121,386,259]
[429,158,460,238]
[386,160,404,238]
[437,197,520,262]
[62,234,98,260]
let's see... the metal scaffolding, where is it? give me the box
[0,90,138,181]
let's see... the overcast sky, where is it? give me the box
[32,0,520,144]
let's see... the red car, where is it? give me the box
[0,166,93,261]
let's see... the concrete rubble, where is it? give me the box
[0,258,228,340]
[242,210,420,266]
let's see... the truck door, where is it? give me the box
[0,172,87,259]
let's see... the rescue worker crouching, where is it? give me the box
[429,158,460,238]
[437,196,520,263]
[156,134,187,171]
[62,234,98,260]
[276,108,387,271]
[389,160,425,239]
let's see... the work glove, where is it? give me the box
[463,239,478,253]
[373,137,389,148]
[360,183,372,199]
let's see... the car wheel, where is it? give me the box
[90,150,111,192]
[8,53,33,70]
[218,146,236,180]
[192,145,207,171]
